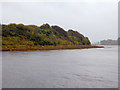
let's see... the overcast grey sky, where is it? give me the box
[1,0,118,43]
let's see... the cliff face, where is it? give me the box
[2,23,91,47]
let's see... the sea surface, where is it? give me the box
[2,45,118,88]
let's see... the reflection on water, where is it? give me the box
[2,46,118,88]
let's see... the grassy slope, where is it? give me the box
[2,23,91,48]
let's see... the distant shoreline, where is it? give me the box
[1,45,104,51]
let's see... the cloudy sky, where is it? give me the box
[0,0,119,43]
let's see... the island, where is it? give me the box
[94,39,119,45]
[1,23,103,51]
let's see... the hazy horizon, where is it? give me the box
[1,0,118,43]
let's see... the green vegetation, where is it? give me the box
[2,23,91,48]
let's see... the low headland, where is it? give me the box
[1,23,104,51]
[2,45,104,51]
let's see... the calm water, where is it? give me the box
[2,46,118,88]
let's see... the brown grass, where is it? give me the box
[1,45,104,51]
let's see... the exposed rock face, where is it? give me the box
[40,23,50,29]
[51,25,63,30]
[51,26,66,33]
[68,29,91,45]
[51,25,67,37]
[68,30,85,38]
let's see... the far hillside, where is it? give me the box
[94,39,119,45]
